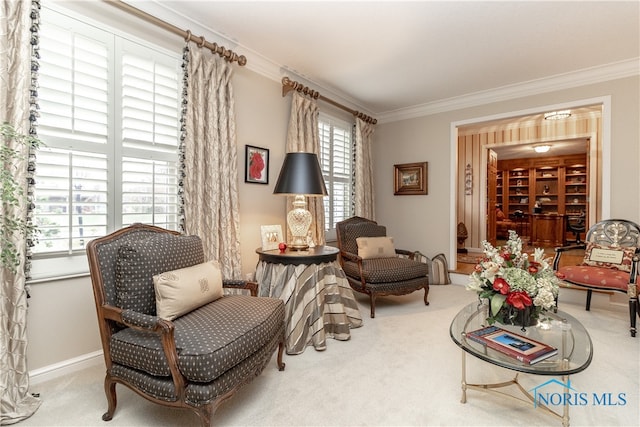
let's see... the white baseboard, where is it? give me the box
[29,350,103,386]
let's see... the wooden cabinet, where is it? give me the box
[496,154,588,246]
[531,213,565,247]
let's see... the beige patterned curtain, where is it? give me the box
[179,42,242,279]
[354,117,376,220]
[285,92,325,246]
[0,0,42,423]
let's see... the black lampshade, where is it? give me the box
[273,152,328,196]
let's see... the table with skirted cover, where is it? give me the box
[255,246,363,354]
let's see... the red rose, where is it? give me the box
[506,291,533,309]
[528,265,538,274]
[492,277,510,295]
[249,152,264,180]
[501,252,511,262]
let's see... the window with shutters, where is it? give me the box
[318,114,354,238]
[32,7,181,279]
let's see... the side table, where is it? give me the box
[255,246,363,355]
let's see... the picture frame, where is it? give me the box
[245,145,269,184]
[260,225,283,251]
[394,162,428,195]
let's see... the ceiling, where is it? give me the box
[124,1,639,122]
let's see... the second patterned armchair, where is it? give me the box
[336,216,429,318]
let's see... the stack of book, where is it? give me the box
[466,325,558,365]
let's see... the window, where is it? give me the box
[32,7,181,279]
[318,114,354,236]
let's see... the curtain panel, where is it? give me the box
[0,0,42,423]
[179,42,242,279]
[354,117,376,220]
[285,92,325,246]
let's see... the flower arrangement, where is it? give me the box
[466,230,561,326]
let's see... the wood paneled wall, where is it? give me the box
[456,115,601,250]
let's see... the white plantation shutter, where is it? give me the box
[38,19,110,145]
[119,41,180,230]
[33,7,180,277]
[121,47,180,151]
[318,114,353,232]
[33,149,108,254]
[121,157,178,228]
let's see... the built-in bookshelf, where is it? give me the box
[496,154,588,244]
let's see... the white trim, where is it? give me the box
[449,96,612,261]
[377,59,636,123]
[29,350,103,386]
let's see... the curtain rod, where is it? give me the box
[103,0,247,66]
[281,77,377,125]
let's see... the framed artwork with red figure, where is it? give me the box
[245,145,269,184]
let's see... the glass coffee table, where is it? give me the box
[450,301,593,427]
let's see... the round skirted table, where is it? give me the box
[255,246,362,355]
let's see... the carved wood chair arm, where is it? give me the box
[552,243,586,270]
[396,248,418,260]
[102,305,186,399]
[223,279,258,297]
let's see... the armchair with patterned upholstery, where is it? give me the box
[336,216,429,318]
[86,224,286,426]
[553,219,640,337]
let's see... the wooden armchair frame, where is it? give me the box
[87,224,285,426]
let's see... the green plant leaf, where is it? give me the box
[490,294,507,316]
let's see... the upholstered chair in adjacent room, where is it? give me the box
[336,216,429,318]
[553,219,640,337]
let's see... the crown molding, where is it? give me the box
[108,2,639,126]
[377,58,639,124]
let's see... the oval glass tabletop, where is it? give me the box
[450,301,593,376]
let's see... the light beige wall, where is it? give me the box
[234,68,289,277]
[373,76,640,263]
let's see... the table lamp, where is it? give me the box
[273,152,328,251]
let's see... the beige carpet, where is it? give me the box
[21,283,639,426]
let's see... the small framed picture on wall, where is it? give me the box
[245,145,269,184]
[394,162,428,195]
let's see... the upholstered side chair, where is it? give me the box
[553,219,640,337]
[336,216,429,318]
[87,224,286,426]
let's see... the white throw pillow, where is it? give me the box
[153,260,223,320]
[356,236,396,259]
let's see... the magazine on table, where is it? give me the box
[466,325,558,365]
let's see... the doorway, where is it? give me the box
[449,97,611,271]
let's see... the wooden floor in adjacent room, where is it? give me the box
[454,241,585,275]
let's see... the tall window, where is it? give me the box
[32,7,180,278]
[318,114,353,235]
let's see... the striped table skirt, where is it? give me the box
[256,260,363,355]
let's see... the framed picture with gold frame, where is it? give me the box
[394,162,428,195]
